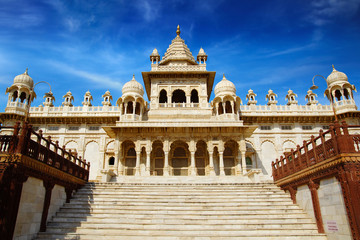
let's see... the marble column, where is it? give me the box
[241,151,247,175]
[135,151,141,176]
[164,151,169,176]
[145,151,151,176]
[190,151,196,176]
[219,151,225,176]
[209,151,215,176]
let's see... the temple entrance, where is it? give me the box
[195,141,208,176]
[170,141,189,176]
[151,141,164,176]
[122,141,136,175]
[224,141,238,175]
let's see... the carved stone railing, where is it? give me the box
[0,122,90,182]
[272,121,360,181]
[271,121,360,240]
[0,122,90,239]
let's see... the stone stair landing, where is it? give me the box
[37,183,328,240]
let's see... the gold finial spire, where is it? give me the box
[332,64,336,71]
[176,25,180,36]
[25,68,28,75]
[132,74,135,80]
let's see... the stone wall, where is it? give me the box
[295,176,352,240]
[13,177,67,240]
[318,177,352,240]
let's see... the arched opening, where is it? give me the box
[12,91,18,102]
[135,102,141,115]
[224,141,237,175]
[125,146,136,175]
[334,90,342,101]
[126,101,133,114]
[190,89,199,103]
[172,89,186,103]
[246,156,252,166]
[19,92,26,103]
[151,140,164,176]
[344,89,350,100]
[195,141,207,176]
[159,89,167,103]
[108,156,115,166]
[225,101,232,113]
[250,96,254,101]
[170,141,189,176]
[218,102,224,115]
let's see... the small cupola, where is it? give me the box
[197,47,207,64]
[305,90,318,105]
[122,75,144,98]
[246,89,257,105]
[266,89,278,105]
[214,74,236,98]
[102,90,113,106]
[324,65,357,114]
[43,91,55,107]
[285,89,298,105]
[150,48,160,64]
[62,91,74,106]
[82,90,93,106]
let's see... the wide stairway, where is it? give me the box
[37,182,328,240]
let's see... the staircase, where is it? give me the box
[37,182,328,240]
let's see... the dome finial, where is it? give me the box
[176,25,180,36]
[132,74,135,80]
[25,68,28,75]
[223,73,226,79]
[332,64,336,71]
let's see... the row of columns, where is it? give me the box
[214,100,239,116]
[109,139,248,176]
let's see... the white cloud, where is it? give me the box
[263,44,315,58]
[48,61,123,89]
[0,0,44,28]
[307,0,360,27]
[136,0,161,22]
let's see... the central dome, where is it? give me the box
[14,68,33,88]
[214,74,236,96]
[122,75,144,96]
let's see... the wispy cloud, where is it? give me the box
[0,0,44,28]
[306,0,360,27]
[48,61,123,89]
[137,0,160,22]
[263,44,315,58]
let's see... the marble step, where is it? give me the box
[36,233,328,240]
[51,216,314,224]
[56,209,305,217]
[63,201,294,208]
[55,212,309,219]
[60,205,300,211]
[40,227,320,235]
[45,222,318,230]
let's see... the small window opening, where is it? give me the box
[19,92,26,103]
[159,89,167,103]
[190,89,199,103]
[109,157,115,165]
[126,101,134,114]
[335,90,342,101]
[172,89,186,103]
[12,91,18,102]
[225,101,232,113]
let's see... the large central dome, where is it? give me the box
[159,26,197,65]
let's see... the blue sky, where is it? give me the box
[0,0,360,110]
